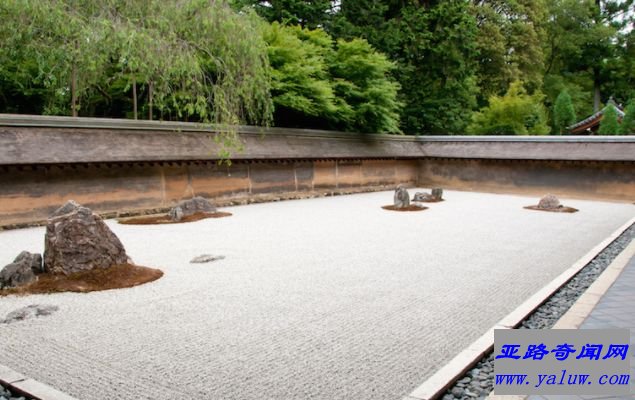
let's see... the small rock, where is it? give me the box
[0,251,41,289]
[190,255,226,264]
[413,192,435,202]
[431,187,443,200]
[537,194,561,209]
[2,304,59,324]
[168,206,184,222]
[450,387,463,397]
[393,185,410,208]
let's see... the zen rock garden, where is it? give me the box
[0,200,162,296]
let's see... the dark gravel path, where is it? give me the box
[443,223,635,400]
[0,383,29,400]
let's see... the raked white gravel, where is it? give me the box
[0,190,633,400]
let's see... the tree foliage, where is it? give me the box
[264,23,338,123]
[553,91,577,134]
[471,0,547,104]
[1,0,635,136]
[330,38,401,133]
[598,104,620,135]
[467,82,550,135]
[0,0,272,128]
[620,100,635,135]
[544,0,634,114]
[264,23,401,133]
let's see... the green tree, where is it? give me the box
[332,0,479,135]
[234,0,332,29]
[471,0,547,104]
[619,100,635,135]
[263,23,401,133]
[2,0,113,117]
[0,0,273,129]
[391,1,479,134]
[467,81,550,135]
[553,90,577,134]
[329,38,401,133]
[544,0,634,113]
[598,104,620,135]
[264,23,338,127]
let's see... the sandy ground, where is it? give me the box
[0,190,633,400]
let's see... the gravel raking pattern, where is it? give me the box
[0,191,633,400]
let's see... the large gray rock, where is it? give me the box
[431,188,443,200]
[538,194,561,210]
[44,202,129,275]
[394,185,410,208]
[0,251,42,289]
[169,196,216,221]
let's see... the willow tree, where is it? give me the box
[0,0,112,116]
[167,0,272,127]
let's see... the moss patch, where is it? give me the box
[0,264,163,296]
[382,205,428,212]
[524,206,579,213]
[118,211,232,225]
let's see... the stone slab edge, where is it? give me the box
[486,225,635,400]
[0,364,79,400]
[403,216,635,400]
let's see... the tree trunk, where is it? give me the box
[593,67,601,113]
[148,81,153,120]
[71,63,78,117]
[132,75,138,120]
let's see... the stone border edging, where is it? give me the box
[403,216,635,400]
[486,228,635,400]
[552,237,635,330]
[0,363,79,400]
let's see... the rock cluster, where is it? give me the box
[537,194,561,209]
[0,251,42,289]
[169,196,217,222]
[44,200,129,275]
[393,185,410,208]
[413,188,443,202]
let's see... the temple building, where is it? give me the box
[568,98,625,134]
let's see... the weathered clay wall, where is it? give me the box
[1,114,634,227]
[419,158,635,202]
[0,160,418,226]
